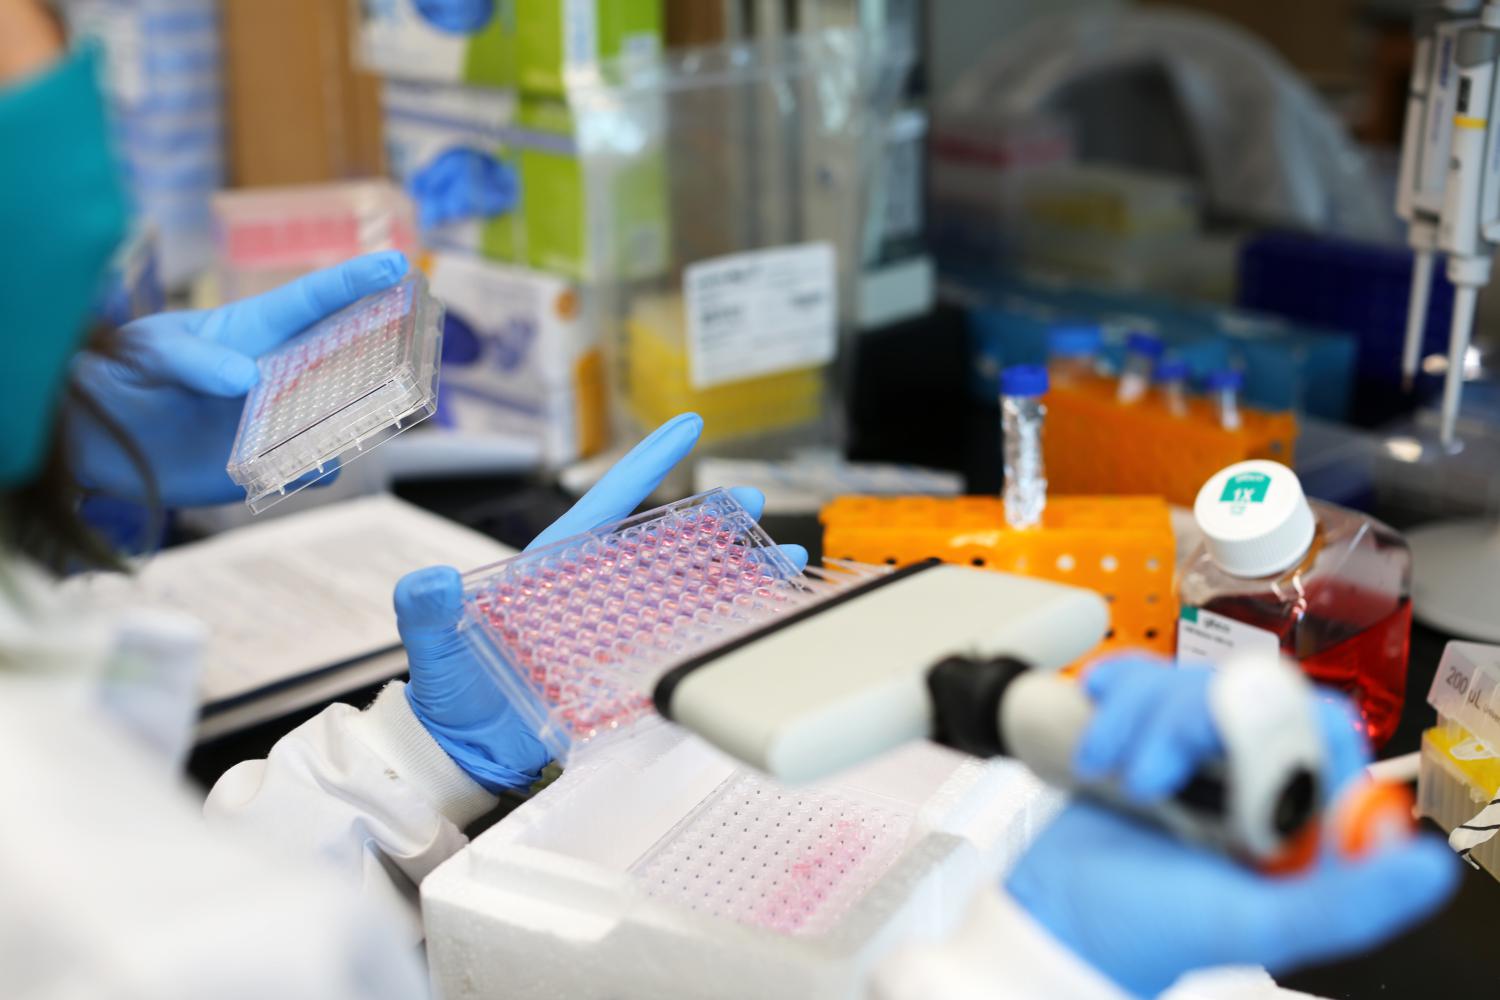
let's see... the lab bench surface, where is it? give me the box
[186,305,1499,1000]
[186,487,1500,1000]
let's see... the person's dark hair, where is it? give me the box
[3,326,159,573]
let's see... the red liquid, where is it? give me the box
[1202,583,1412,748]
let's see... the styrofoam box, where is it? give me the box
[422,726,1063,999]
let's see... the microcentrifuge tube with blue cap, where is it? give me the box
[1117,330,1164,403]
[1205,369,1244,431]
[1047,323,1103,385]
[1154,357,1191,417]
[1001,364,1048,530]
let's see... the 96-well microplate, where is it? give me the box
[461,489,814,762]
[227,274,443,512]
[631,771,913,937]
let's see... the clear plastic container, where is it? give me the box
[459,489,865,762]
[1117,329,1164,403]
[226,274,444,513]
[1205,368,1244,431]
[1001,364,1048,530]
[1179,461,1412,747]
[1154,357,1191,418]
[1046,323,1102,385]
[567,29,912,454]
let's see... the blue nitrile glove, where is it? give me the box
[67,251,408,507]
[397,412,810,793]
[413,0,493,33]
[409,147,518,231]
[1007,657,1460,998]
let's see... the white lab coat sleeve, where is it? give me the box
[871,886,1133,1000]
[204,681,499,939]
[0,676,433,1000]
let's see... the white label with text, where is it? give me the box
[684,242,837,390]
[1177,607,1280,668]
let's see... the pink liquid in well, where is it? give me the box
[631,773,911,937]
[469,501,795,744]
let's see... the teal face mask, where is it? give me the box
[0,47,129,486]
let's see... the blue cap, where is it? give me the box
[1204,369,1244,390]
[1126,331,1165,358]
[1048,323,1102,358]
[1001,364,1049,397]
[1154,358,1190,382]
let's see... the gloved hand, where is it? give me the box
[67,251,409,508]
[409,147,518,231]
[413,0,493,33]
[397,412,809,793]
[1007,657,1459,998]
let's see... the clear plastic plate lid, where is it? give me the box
[227,274,444,512]
[460,489,819,763]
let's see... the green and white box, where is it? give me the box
[357,0,662,95]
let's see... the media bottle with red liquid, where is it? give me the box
[1178,460,1412,747]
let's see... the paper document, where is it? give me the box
[65,495,514,707]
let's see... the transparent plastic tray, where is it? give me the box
[630,770,915,937]
[227,274,444,512]
[460,489,813,762]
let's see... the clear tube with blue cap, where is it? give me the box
[1001,364,1049,530]
[1047,323,1103,385]
[1117,330,1164,403]
[1204,369,1244,431]
[1154,357,1191,418]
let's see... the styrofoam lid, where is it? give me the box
[1194,460,1314,578]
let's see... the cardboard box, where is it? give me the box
[664,0,733,46]
[1140,0,1357,82]
[223,0,384,186]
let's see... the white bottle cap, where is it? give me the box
[1193,460,1315,578]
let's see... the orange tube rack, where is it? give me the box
[821,494,1178,659]
[1043,375,1296,507]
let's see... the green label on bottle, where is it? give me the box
[1219,471,1271,510]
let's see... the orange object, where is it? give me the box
[1044,375,1297,507]
[1333,781,1417,859]
[1259,822,1322,876]
[1260,780,1416,876]
[820,495,1177,658]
